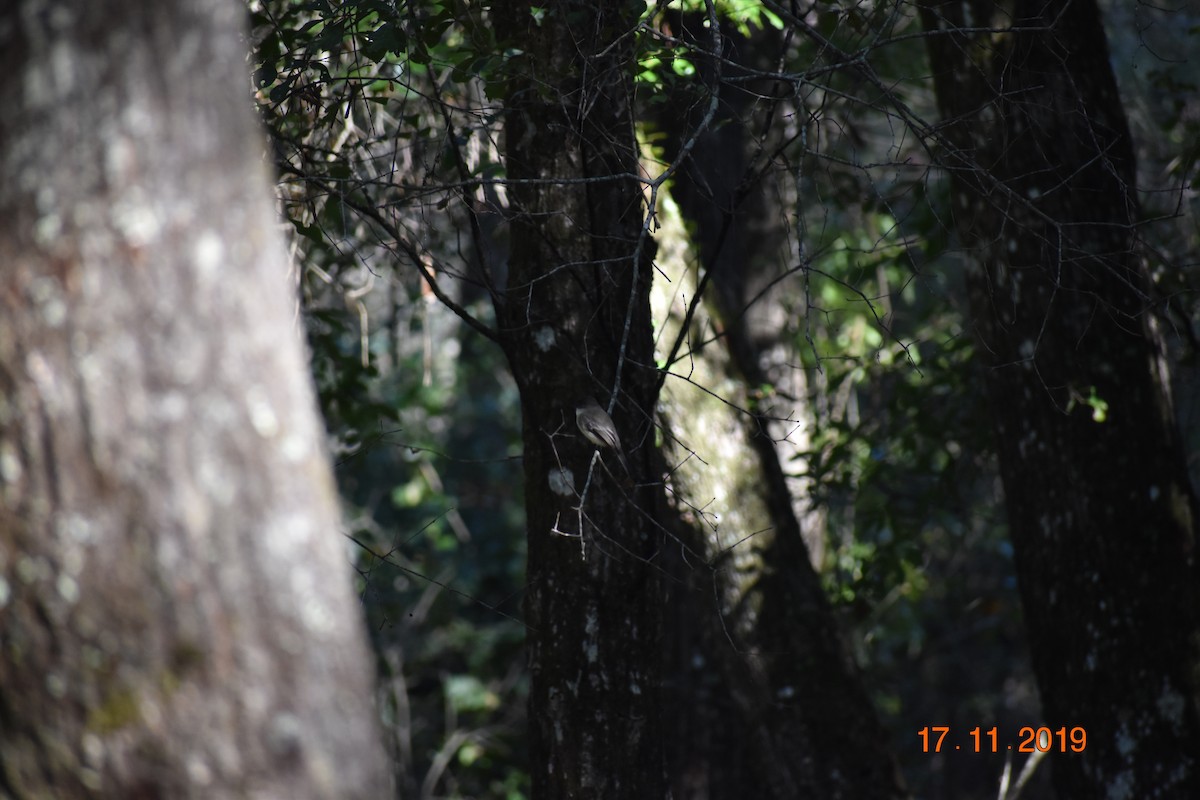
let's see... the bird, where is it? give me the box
[575,396,631,474]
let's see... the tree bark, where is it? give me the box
[652,203,907,798]
[495,1,667,796]
[649,17,906,796]
[0,1,389,798]
[920,1,1200,795]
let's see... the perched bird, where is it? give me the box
[575,396,630,474]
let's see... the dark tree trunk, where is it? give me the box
[495,1,667,796]
[0,1,389,797]
[919,1,1200,795]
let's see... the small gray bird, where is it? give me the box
[576,396,630,474]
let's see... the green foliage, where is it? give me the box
[338,343,526,798]
[252,1,530,795]
[664,0,784,35]
[250,0,1200,797]
[781,112,1029,795]
[637,50,697,86]
[797,208,994,615]
[307,309,400,449]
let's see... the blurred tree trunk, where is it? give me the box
[495,1,667,797]
[0,1,389,798]
[920,0,1200,795]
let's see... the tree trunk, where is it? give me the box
[648,17,906,795]
[495,1,667,796]
[652,200,907,798]
[919,1,1200,795]
[0,1,389,798]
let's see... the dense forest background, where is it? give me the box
[252,0,1199,797]
[1,0,1197,798]
[247,0,1200,797]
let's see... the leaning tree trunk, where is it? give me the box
[651,198,907,798]
[494,1,667,797]
[0,1,389,798]
[919,1,1200,796]
[648,16,905,796]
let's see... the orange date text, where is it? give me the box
[917,726,1086,753]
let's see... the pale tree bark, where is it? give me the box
[647,16,902,796]
[654,194,906,800]
[919,0,1200,796]
[654,13,828,565]
[0,1,389,798]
